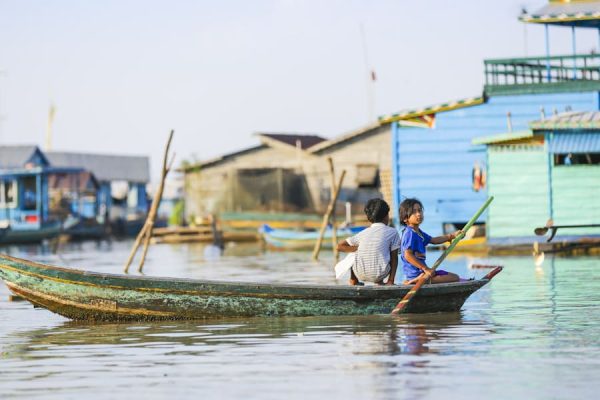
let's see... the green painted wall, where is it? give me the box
[487,146,549,238]
[551,165,600,234]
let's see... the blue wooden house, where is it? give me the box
[45,151,151,236]
[473,111,600,242]
[0,145,96,243]
[380,0,600,239]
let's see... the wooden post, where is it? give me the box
[123,130,175,273]
[312,169,345,261]
[327,158,339,262]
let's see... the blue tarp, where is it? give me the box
[548,132,600,153]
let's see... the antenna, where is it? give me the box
[521,7,529,56]
[0,70,6,142]
[45,103,56,151]
[360,23,375,122]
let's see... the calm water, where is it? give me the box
[1,240,599,400]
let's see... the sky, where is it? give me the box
[1,0,600,181]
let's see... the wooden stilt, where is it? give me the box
[123,130,175,273]
[327,158,339,262]
[312,169,345,261]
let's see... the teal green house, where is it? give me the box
[473,111,600,242]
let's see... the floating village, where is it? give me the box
[2,2,599,255]
[1,1,600,400]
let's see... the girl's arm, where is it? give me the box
[430,230,462,245]
[337,240,358,253]
[403,249,434,276]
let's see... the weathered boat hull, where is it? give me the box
[0,254,493,321]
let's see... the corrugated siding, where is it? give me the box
[487,146,549,238]
[393,91,599,235]
[551,165,600,233]
[547,132,600,153]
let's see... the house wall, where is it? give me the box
[551,164,600,234]
[487,145,549,239]
[184,146,318,219]
[310,125,392,214]
[392,91,600,235]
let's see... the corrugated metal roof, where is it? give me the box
[46,151,150,183]
[0,145,46,169]
[256,133,327,150]
[472,130,535,145]
[530,111,600,130]
[520,1,600,27]
[181,145,266,171]
[378,96,485,125]
[308,121,381,154]
[548,132,600,153]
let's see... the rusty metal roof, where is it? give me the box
[530,111,600,130]
[520,1,600,28]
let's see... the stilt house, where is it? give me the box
[380,0,600,237]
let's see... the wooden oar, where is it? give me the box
[391,196,494,315]
[534,224,600,242]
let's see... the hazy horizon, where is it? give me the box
[1,0,599,180]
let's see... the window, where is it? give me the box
[0,180,17,208]
[554,153,600,166]
[356,164,380,188]
[21,176,37,211]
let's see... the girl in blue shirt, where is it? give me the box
[399,198,461,285]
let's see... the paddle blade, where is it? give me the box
[534,252,545,267]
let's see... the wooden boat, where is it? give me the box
[0,254,502,321]
[0,221,62,244]
[260,224,366,250]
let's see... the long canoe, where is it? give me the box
[0,254,501,321]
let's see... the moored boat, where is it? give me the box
[0,254,501,321]
[260,224,366,250]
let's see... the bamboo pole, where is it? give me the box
[123,130,175,273]
[311,169,345,261]
[327,158,339,262]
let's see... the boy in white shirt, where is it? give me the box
[337,198,400,286]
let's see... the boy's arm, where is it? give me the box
[386,249,398,286]
[403,249,434,276]
[430,230,462,245]
[337,239,358,253]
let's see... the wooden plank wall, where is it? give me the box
[552,165,600,233]
[487,145,549,238]
[392,91,599,236]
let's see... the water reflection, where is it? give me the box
[1,241,600,399]
[3,313,474,360]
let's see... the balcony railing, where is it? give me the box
[484,54,600,87]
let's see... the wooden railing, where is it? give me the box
[484,54,600,86]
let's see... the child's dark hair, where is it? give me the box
[364,198,389,223]
[399,198,424,226]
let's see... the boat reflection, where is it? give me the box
[3,312,479,361]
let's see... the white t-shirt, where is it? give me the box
[346,223,401,282]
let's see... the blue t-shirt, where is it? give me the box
[400,227,432,279]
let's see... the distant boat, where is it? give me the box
[260,224,366,250]
[0,254,502,320]
[0,222,62,244]
[0,167,65,245]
